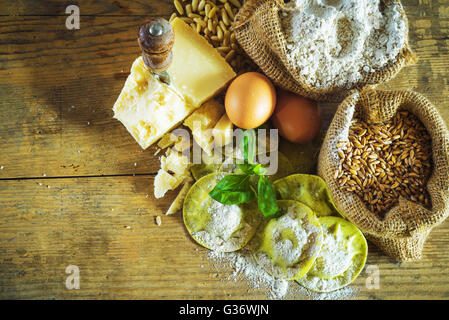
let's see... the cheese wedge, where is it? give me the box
[167,18,236,108]
[166,181,192,215]
[184,99,225,154]
[113,57,194,150]
[212,113,234,147]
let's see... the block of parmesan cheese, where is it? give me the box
[113,57,195,150]
[167,18,236,108]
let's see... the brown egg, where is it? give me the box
[225,72,276,129]
[271,90,321,144]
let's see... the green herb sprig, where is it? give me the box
[208,130,279,218]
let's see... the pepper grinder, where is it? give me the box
[138,18,174,85]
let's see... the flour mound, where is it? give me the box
[282,0,408,90]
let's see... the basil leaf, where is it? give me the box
[238,163,257,175]
[241,129,256,164]
[253,164,267,176]
[257,176,279,218]
[209,190,255,205]
[209,174,255,205]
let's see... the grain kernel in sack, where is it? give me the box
[335,111,432,217]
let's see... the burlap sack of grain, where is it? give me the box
[233,0,416,102]
[318,88,449,261]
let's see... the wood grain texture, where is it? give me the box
[0,0,448,300]
[1,177,448,299]
[0,0,173,16]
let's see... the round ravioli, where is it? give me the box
[273,174,340,217]
[183,172,261,252]
[297,216,368,292]
[190,163,220,181]
[253,200,323,280]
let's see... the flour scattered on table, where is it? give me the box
[208,249,290,299]
[206,248,357,300]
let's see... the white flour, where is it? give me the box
[205,200,242,241]
[313,229,354,278]
[271,212,307,266]
[282,0,408,90]
[208,249,291,299]
[193,199,248,252]
[207,249,357,300]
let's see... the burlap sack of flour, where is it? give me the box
[233,0,416,102]
[318,89,449,261]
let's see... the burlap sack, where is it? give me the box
[234,0,417,102]
[318,88,449,261]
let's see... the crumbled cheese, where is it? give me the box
[161,149,190,175]
[184,99,225,154]
[157,132,178,149]
[153,169,183,199]
[166,181,192,215]
[174,135,192,152]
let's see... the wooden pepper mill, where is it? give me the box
[138,18,174,85]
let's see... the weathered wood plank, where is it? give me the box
[0,0,173,16]
[379,0,449,122]
[0,176,448,299]
[0,15,162,179]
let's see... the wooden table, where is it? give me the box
[1,0,448,300]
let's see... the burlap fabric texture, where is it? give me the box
[233,0,417,102]
[318,89,449,261]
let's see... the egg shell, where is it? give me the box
[271,90,322,144]
[225,72,276,129]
